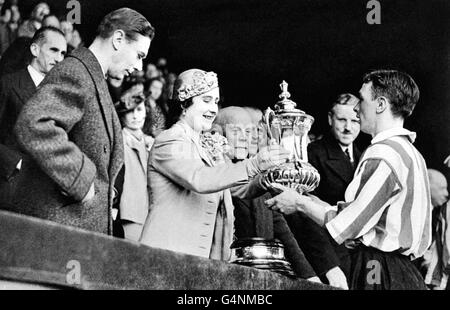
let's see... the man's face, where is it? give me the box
[33,3,50,22]
[225,123,256,160]
[355,82,378,136]
[31,31,67,75]
[110,33,151,80]
[149,80,163,101]
[328,103,360,146]
[60,21,73,42]
[430,178,449,207]
[42,16,60,29]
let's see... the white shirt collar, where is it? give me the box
[98,62,107,79]
[88,47,108,79]
[371,127,417,144]
[27,65,45,86]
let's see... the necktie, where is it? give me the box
[345,148,351,160]
[345,148,354,167]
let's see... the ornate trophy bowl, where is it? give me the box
[230,238,296,278]
[262,81,320,194]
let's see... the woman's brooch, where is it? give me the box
[200,132,230,163]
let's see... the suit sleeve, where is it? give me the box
[151,134,249,194]
[230,174,267,199]
[307,143,321,196]
[272,210,316,278]
[14,60,96,201]
[285,212,341,276]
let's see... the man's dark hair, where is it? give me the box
[96,7,155,41]
[363,69,420,119]
[31,26,65,46]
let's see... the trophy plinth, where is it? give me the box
[262,81,320,194]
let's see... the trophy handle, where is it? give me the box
[264,108,275,141]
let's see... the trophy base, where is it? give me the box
[263,161,320,194]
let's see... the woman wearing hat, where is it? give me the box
[115,84,154,241]
[139,69,290,260]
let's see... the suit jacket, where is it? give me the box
[0,37,32,77]
[140,122,253,259]
[308,132,361,205]
[12,47,124,235]
[233,193,317,279]
[0,68,36,178]
[305,132,362,276]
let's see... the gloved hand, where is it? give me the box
[245,142,290,178]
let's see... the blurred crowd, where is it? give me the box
[0,6,449,291]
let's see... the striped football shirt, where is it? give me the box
[325,127,432,259]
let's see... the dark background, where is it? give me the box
[19,0,450,173]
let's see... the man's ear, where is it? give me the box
[30,43,40,58]
[327,111,333,126]
[111,29,126,51]
[376,97,388,114]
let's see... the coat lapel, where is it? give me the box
[67,48,114,146]
[67,48,124,207]
[13,69,36,106]
[124,130,147,174]
[323,135,356,184]
[176,123,214,167]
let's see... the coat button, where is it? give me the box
[103,145,107,153]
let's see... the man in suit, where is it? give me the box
[0,26,66,207]
[300,93,361,287]
[12,8,155,235]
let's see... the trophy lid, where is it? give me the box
[274,81,311,120]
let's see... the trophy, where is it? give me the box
[262,81,320,194]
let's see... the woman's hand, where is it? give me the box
[245,143,290,177]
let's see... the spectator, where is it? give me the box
[42,14,60,29]
[304,93,362,281]
[0,26,66,146]
[17,2,49,38]
[242,106,263,157]
[69,29,83,49]
[143,76,167,138]
[0,26,66,208]
[421,169,449,289]
[216,106,321,283]
[0,2,50,75]
[114,85,153,241]
[0,0,21,54]
[144,62,160,80]
[12,8,154,235]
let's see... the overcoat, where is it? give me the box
[13,47,124,235]
[140,122,263,258]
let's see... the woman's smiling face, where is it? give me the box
[183,87,220,132]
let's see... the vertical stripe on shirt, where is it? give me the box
[326,134,432,259]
